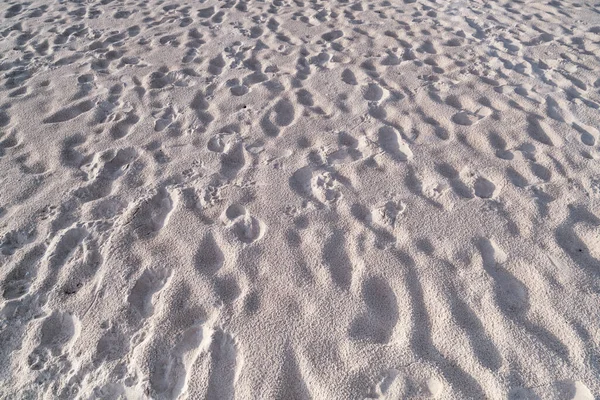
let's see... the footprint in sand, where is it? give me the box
[43,99,95,124]
[110,110,139,139]
[205,329,242,400]
[194,233,224,276]
[378,126,413,161]
[473,177,497,199]
[322,229,353,290]
[349,276,399,343]
[261,98,296,137]
[127,187,176,239]
[28,311,80,371]
[128,268,172,321]
[150,324,213,399]
[222,204,266,244]
[75,147,138,202]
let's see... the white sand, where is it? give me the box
[0,0,599,398]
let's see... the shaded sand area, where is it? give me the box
[0,0,599,398]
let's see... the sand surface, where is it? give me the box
[0,0,599,398]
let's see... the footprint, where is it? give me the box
[378,126,413,161]
[47,226,89,271]
[296,89,314,107]
[367,369,400,398]
[322,30,343,41]
[313,172,344,205]
[194,233,224,276]
[349,276,399,343]
[28,311,80,370]
[43,99,95,123]
[208,54,226,75]
[152,106,180,132]
[213,275,241,304]
[322,229,352,290]
[289,167,343,206]
[526,114,561,147]
[207,135,226,153]
[222,205,266,244]
[451,111,477,126]
[151,324,211,399]
[233,214,265,244]
[0,109,10,127]
[273,98,295,127]
[110,110,139,139]
[0,226,36,256]
[128,268,172,320]
[372,200,406,228]
[75,147,138,202]
[572,123,598,146]
[94,326,129,365]
[342,69,357,85]
[60,237,104,296]
[473,177,497,199]
[191,91,214,129]
[477,238,528,314]
[363,83,384,101]
[220,141,247,180]
[205,329,242,400]
[2,244,46,299]
[275,349,312,399]
[198,6,215,18]
[128,187,176,238]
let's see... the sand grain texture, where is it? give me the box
[0,0,599,398]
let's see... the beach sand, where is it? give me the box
[0,0,599,398]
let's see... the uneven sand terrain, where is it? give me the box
[0,0,599,398]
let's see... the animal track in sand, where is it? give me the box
[208,53,226,75]
[473,177,497,199]
[341,68,357,85]
[0,0,598,397]
[190,90,214,130]
[363,83,384,102]
[477,238,528,314]
[152,105,182,133]
[3,244,46,300]
[45,226,89,273]
[110,110,139,139]
[322,229,353,290]
[220,140,247,181]
[213,275,241,304]
[94,326,129,366]
[526,114,562,147]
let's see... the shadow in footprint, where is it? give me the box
[349,276,398,344]
[322,229,353,290]
[194,233,224,276]
[477,238,570,362]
